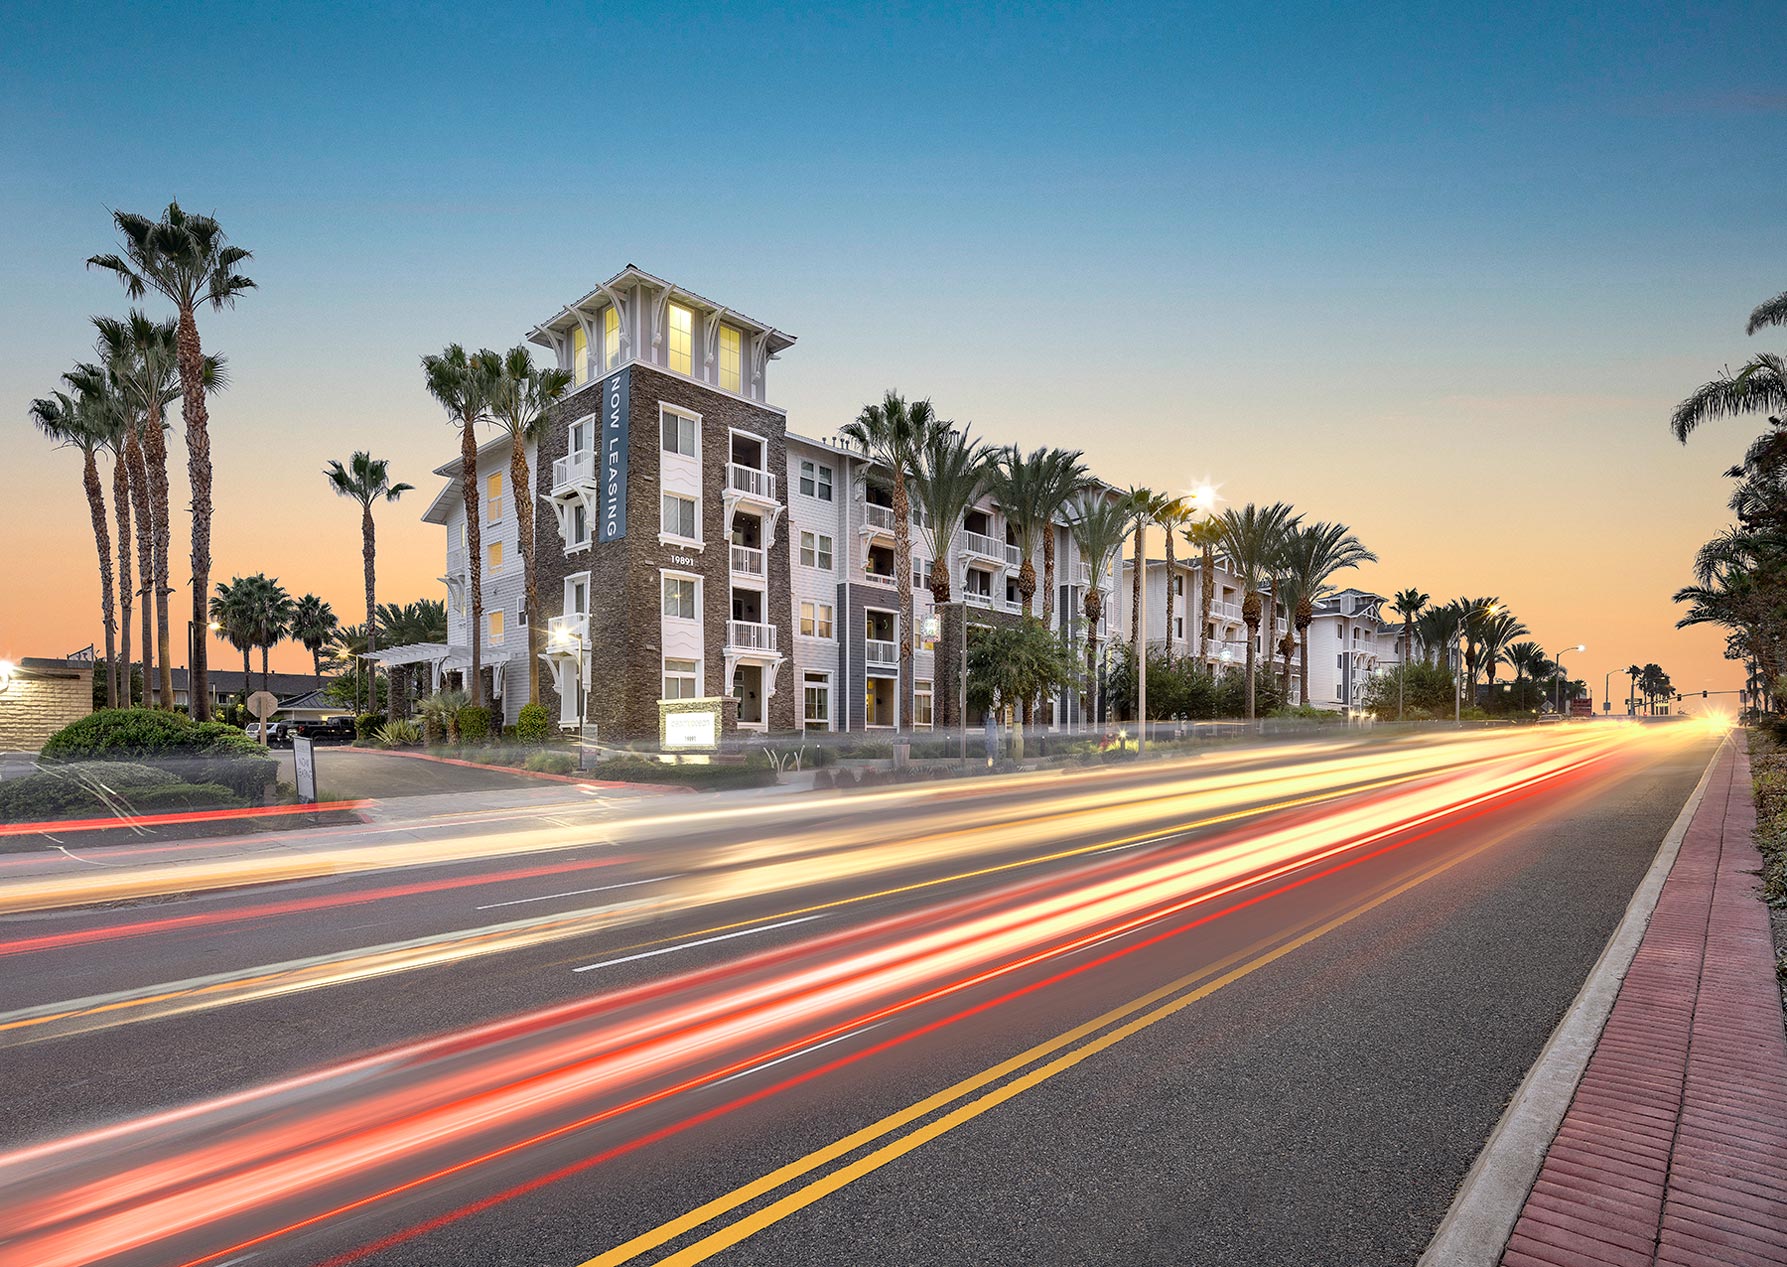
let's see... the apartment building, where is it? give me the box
[1301,588,1404,712]
[1114,556,1300,698]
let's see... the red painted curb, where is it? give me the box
[0,799,372,838]
[335,745,690,793]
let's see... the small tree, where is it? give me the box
[966,619,1077,759]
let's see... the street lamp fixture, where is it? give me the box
[1555,644,1585,717]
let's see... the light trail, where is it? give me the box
[0,725,1691,1267]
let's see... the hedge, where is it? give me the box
[594,757,778,790]
[455,705,492,743]
[40,709,277,803]
[0,762,243,823]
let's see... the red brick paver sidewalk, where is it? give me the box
[1502,741,1787,1267]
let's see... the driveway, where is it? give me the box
[274,747,552,800]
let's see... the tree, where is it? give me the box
[65,360,136,704]
[324,452,414,708]
[1477,610,1530,691]
[476,346,572,706]
[241,575,295,696]
[422,344,493,707]
[90,203,254,720]
[1123,487,1166,653]
[910,420,992,605]
[1216,502,1301,719]
[1390,589,1429,670]
[1154,496,1191,662]
[1182,516,1225,666]
[375,599,448,718]
[29,388,118,706]
[986,447,1054,619]
[290,594,339,677]
[1669,291,1787,441]
[966,619,1077,759]
[841,391,933,729]
[1505,641,1547,684]
[1277,522,1377,707]
[209,577,257,692]
[1035,448,1088,632]
[1067,493,1130,724]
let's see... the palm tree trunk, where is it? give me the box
[311,644,323,678]
[1130,524,1144,651]
[83,452,118,708]
[175,304,214,721]
[143,405,175,710]
[1242,591,1260,721]
[1018,558,1036,618]
[1162,533,1176,665]
[510,432,540,707]
[362,505,377,713]
[894,468,913,732]
[462,412,484,708]
[112,453,133,706]
[261,644,271,699]
[1298,619,1311,706]
[1200,543,1213,665]
[1083,591,1100,721]
[1041,528,1056,631]
[126,428,155,705]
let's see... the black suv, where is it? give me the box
[290,717,357,744]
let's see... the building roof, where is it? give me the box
[172,669,331,698]
[423,434,522,524]
[527,264,797,357]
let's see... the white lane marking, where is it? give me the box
[475,876,670,911]
[713,1022,888,1086]
[572,915,824,974]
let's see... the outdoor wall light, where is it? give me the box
[0,660,14,693]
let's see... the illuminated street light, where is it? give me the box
[1454,602,1499,724]
[1555,644,1585,716]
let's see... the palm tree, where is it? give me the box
[1506,641,1546,684]
[90,203,254,720]
[422,344,493,707]
[841,391,933,729]
[65,360,136,704]
[1390,589,1429,670]
[1035,448,1089,632]
[1414,608,1457,670]
[325,452,414,707]
[1277,522,1378,706]
[1669,291,1787,442]
[90,322,155,703]
[1478,610,1531,691]
[1123,487,1165,653]
[1068,494,1130,725]
[375,599,449,718]
[1182,516,1225,665]
[209,578,257,694]
[1457,597,1502,697]
[910,420,992,605]
[290,595,339,677]
[1154,496,1191,663]
[986,447,1054,618]
[475,346,572,706]
[30,388,118,706]
[1216,502,1301,719]
[240,575,295,697]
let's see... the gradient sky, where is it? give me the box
[4,2,1783,702]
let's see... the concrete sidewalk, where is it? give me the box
[1501,741,1787,1267]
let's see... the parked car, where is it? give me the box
[289,716,357,744]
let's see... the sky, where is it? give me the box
[3,1,1783,703]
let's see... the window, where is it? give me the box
[913,556,929,592]
[571,502,589,547]
[570,416,593,455]
[663,657,699,700]
[799,531,833,571]
[719,324,743,393]
[799,460,833,501]
[804,672,831,727]
[663,576,698,620]
[487,472,503,522]
[914,679,934,729]
[1175,617,1184,639]
[571,324,588,384]
[487,540,503,573]
[668,303,693,375]
[800,601,834,639]
[603,304,620,372]
[488,610,505,645]
[566,576,589,617]
[661,493,698,541]
[660,408,698,457]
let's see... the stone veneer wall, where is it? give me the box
[0,664,93,752]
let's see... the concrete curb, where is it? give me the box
[1417,734,1729,1267]
[333,744,689,793]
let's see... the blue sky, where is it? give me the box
[4,2,1783,691]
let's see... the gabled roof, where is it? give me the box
[424,434,523,525]
[527,264,796,356]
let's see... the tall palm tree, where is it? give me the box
[1182,516,1225,664]
[476,346,573,705]
[240,575,295,697]
[1035,448,1089,632]
[208,578,257,695]
[1154,496,1191,663]
[90,203,254,720]
[30,388,119,706]
[1123,487,1165,653]
[1478,609,1531,690]
[325,452,414,707]
[1505,641,1546,684]
[1390,589,1429,670]
[1624,664,1642,712]
[911,420,992,605]
[1276,521,1378,705]
[422,344,493,707]
[1068,493,1130,724]
[841,391,933,729]
[66,361,136,704]
[1414,608,1457,670]
[1216,502,1301,720]
[1669,291,1787,442]
[376,599,449,718]
[1457,596,1502,697]
[290,594,339,677]
[986,447,1054,618]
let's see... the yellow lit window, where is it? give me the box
[668,303,693,375]
[488,610,505,644]
[719,324,742,393]
[487,472,503,522]
[487,540,503,572]
[571,324,588,384]
[603,305,620,371]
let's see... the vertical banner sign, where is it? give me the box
[599,368,630,541]
[292,734,318,804]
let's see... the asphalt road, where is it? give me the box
[0,724,1719,1267]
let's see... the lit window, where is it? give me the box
[914,680,934,728]
[603,305,620,371]
[571,325,588,384]
[799,460,833,501]
[668,303,693,375]
[662,576,698,620]
[661,494,698,540]
[804,672,830,726]
[569,417,593,455]
[719,324,742,393]
[571,502,589,547]
[488,610,505,645]
[799,531,833,571]
[487,472,503,522]
[663,657,699,699]
[660,409,698,457]
[800,602,834,639]
[487,540,503,572]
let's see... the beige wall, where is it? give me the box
[0,667,93,753]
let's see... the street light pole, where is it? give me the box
[1555,644,1584,717]
[1136,539,1147,755]
[1453,602,1500,725]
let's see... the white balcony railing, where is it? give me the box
[546,613,588,652]
[961,531,1001,560]
[727,620,779,652]
[1004,543,1023,566]
[863,503,895,532]
[553,450,596,492]
[861,570,897,588]
[964,591,994,608]
[728,463,779,502]
[730,544,766,577]
[1210,599,1244,622]
[865,638,897,666]
[1073,562,1092,586]
[446,548,466,575]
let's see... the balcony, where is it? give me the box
[552,450,596,494]
[961,531,1002,562]
[545,613,588,653]
[726,620,779,653]
[863,503,895,532]
[1004,542,1023,566]
[1073,562,1092,586]
[730,544,766,578]
[865,638,897,666]
[964,591,994,609]
[861,569,897,589]
[446,547,466,575]
[727,463,779,503]
[1210,599,1243,622]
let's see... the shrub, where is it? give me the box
[455,705,492,744]
[594,756,777,790]
[355,713,386,742]
[516,704,552,744]
[420,711,447,745]
[523,750,577,775]
[121,783,245,814]
[40,709,276,803]
[373,719,424,748]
